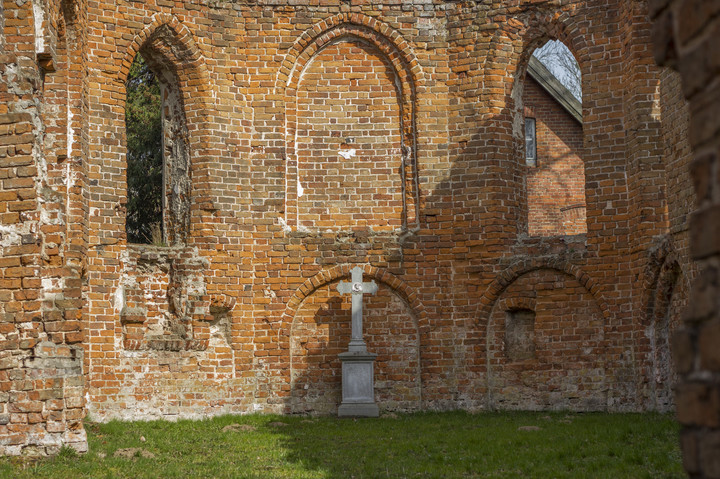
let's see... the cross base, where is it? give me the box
[347,339,368,353]
[338,402,379,418]
[338,351,379,418]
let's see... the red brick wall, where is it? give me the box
[486,269,606,411]
[524,75,586,237]
[296,40,404,232]
[0,0,703,456]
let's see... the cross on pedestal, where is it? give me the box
[336,266,380,417]
[337,266,378,353]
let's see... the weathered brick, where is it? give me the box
[0,0,709,462]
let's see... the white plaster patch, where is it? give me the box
[32,1,45,53]
[297,179,304,198]
[339,149,356,160]
[41,277,61,292]
[67,108,74,159]
[263,287,276,299]
[143,286,154,302]
[40,206,62,226]
[277,216,291,234]
[0,226,22,248]
[113,284,126,314]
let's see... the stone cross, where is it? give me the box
[337,267,378,353]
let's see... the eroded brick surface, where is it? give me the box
[0,0,702,457]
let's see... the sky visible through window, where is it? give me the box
[533,40,581,101]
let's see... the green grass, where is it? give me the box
[0,411,683,479]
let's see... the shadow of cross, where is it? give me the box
[337,267,378,353]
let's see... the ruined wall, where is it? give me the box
[61,0,689,418]
[0,0,701,456]
[523,75,586,237]
[0,0,87,455]
[651,0,720,476]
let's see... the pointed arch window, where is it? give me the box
[124,31,191,245]
[522,39,587,236]
[125,53,163,244]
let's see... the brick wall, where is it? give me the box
[0,0,87,455]
[295,40,405,232]
[0,0,702,456]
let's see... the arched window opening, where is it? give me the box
[523,39,586,237]
[125,53,163,244]
[125,40,191,246]
[533,40,581,101]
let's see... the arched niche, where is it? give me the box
[279,17,421,233]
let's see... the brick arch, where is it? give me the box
[483,260,609,411]
[283,264,427,413]
[278,264,428,402]
[120,13,213,116]
[278,13,422,231]
[639,237,689,411]
[640,237,689,325]
[118,14,217,237]
[277,13,424,106]
[281,264,428,339]
[496,296,537,314]
[478,259,609,322]
[481,11,590,116]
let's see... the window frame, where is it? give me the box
[525,117,537,167]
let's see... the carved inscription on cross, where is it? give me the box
[337,267,378,353]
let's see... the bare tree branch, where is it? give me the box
[533,40,582,101]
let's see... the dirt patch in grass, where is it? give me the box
[113,448,155,460]
[222,424,256,432]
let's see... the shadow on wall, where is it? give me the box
[643,253,688,412]
[287,281,422,416]
[279,101,622,415]
[485,268,608,411]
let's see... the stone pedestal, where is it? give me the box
[337,351,379,417]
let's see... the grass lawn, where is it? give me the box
[0,411,683,478]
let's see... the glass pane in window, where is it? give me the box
[525,117,536,166]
